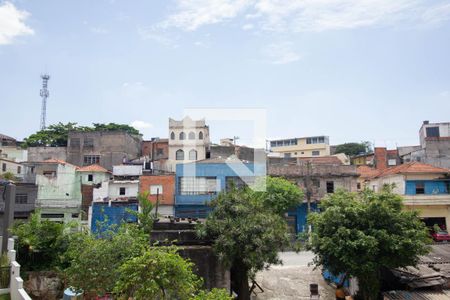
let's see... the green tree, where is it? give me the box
[64,224,148,297]
[0,172,20,182]
[128,192,155,235]
[307,188,430,300]
[22,122,141,147]
[11,211,72,271]
[191,289,233,300]
[199,177,303,300]
[113,247,202,300]
[335,141,372,156]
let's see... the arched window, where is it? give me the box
[170,132,175,140]
[199,131,203,140]
[188,132,195,140]
[176,149,184,160]
[189,149,197,160]
[179,132,185,140]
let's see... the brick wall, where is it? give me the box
[139,175,175,205]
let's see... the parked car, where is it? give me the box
[431,230,450,242]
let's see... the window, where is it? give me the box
[188,132,195,140]
[150,184,163,195]
[415,182,425,194]
[156,148,164,156]
[84,138,94,148]
[179,177,218,195]
[176,149,184,160]
[426,126,440,138]
[15,193,28,204]
[199,131,203,140]
[170,132,175,140]
[88,174,93,182]
[1,163,5,172]
[71,213,79,218]
[312,150,320,156]
[388,159,397,166]
[17,166,21,174]
[189,149,197,160]
[357,183,361,190]
[306,136,325,144]
[43,171,56,178]
[284,153,291,158]
[226,176,255,191]
[119,187,126,195]
[70,138,80,148]
[179,132,185,140]
[83,155,100,166]
[326,181,334,193]
[41,213,65,219]
[270,139,298,147]
[312,179,320,188]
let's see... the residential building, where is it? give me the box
[66,130,142,171]
[175,158,266,218]
[0,158,25,180]
[139,174,175,216]
[209,144,266,162]
[268,158,359,233]
[141,138,169,168]
[269,136,330,158]
[399,121,450,169]
[0,182,37,230]
[24,159,82,223]
[0,134,27,162]
[107,165,140,201]
[351,153,375,166]
[77,164,110,220]
[168,117,210,172]
[27,146,67,162]
[364,162,450,230]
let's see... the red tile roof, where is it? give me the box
[77,164,110,173]
[376,162,449,178]
[357,165,381,179]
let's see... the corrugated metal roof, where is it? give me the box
[383,290,450,300]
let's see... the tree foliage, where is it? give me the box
[128,191,155,235]
[11,211,73,271]
[23,122,140,147]
[335,141,372,157]
[307,187,430,300]
[113,247,202,300]
[199,176,303,300]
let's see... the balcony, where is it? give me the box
[403,194,450,206]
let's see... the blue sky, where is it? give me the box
[1,0,450,148]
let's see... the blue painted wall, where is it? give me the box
[91,202,138,233]
[288,203,318,233]
[175,161,266,218]
[405,180,449,195]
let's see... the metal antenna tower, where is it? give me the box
[39,74,50,130]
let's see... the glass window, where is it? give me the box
[119,187,126,195]
[83,155,100,166]
[189,149,197,160]
[426,127,440,138]
[179,177,218,195]
[88,174,93,182]
[312,150,320,156]
[326,181,334,193]
[199,132,204,140]
[150,184,163,195]
[415,182,425,194]
[170,132,175,140]
[179,132,185,140]
[176,149,184,160]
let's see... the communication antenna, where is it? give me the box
[40,74,50,130]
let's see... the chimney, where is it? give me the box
[423,120,429,125]
[374,147,387,170]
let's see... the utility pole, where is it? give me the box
[1,181,16,254]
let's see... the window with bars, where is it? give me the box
[179,177,218,195]
[15,193,28,204]
[225,176,255,191]
[84,155,100,165]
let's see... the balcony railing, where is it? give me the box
[403,194,450,206]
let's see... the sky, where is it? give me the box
[1,0,450,148]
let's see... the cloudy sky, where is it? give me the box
[1,0,450,148]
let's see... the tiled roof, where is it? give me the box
[0,133,16,141]
[357,165,381,179]
[77,164,109,173]
[376,162,449,178]
[43,159,79,169]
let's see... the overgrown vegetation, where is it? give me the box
[22,122,140,147]
[199,176,303,300]
[307,187,431,300]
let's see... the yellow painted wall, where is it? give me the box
[271,138,330,157]
[404,205,450,230]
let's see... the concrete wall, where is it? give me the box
[0,147,28,162]
[0,159,24,179]
[27,147,67,162]
[209,145,266,162]
[108,181,139,200]
[66,131,142,171]
[113,165,142,176]
[0,183,37,232]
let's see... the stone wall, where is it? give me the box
[27,147,67,162]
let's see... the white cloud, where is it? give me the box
[159,0,450,32]
[130,120,153,129]
[0,2,34,45]
[242,23,254,30]
[262,42,300,64]
[138,25,179,47]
